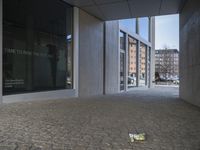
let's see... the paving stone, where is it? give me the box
[0,87,199,150]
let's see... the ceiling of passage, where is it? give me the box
[63,0,186,20]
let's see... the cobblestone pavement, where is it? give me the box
[0,87,200,150]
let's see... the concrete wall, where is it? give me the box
[104,21,120,94]
[0,0,2,103]
[73,7,79,97]
[79,10,104,97]
[3,89,76,103]
[180,0,200,106]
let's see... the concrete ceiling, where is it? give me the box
[63,0,186,20]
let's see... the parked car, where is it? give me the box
[128,76,135,85]
[173,79,179,84]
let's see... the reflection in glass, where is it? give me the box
[140,43,147,86]
[128,37,137,88]
[120,31,126,91]
[3,0,73,95]
[120,32,126,50]
[120,53,125,91]
[139,17,149,41]
[147,47,151,86]
[119,19,136,34]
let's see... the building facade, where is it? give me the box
[0,0,155,103]
[155,49,179,79]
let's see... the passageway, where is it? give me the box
[0,87,199,149]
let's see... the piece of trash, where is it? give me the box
[129,133,146,142]
[129,133,135,142]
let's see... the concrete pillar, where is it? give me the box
[149,17,155,88]
[136,18,139,35]
[148,17,151,42]
[78,9,104,97]
[104,21,119,94]
[125,33,128,91]
[179,0,200,107]
[0,0,2,103]
[73,7,79,97]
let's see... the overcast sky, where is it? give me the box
[155,14,179,50]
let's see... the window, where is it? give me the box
[128,37,137,88]
[139,17,149,41]
[3,0,73,95]
[120,31,126,50]
[140,43,147,86]
[119,18,136,34]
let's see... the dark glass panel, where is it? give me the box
[3,0,73,95]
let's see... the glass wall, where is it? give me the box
[139,17,149,41]
[120,31,126,91]
[147,47,151,86]
[128,37,137,88]
[120,32,126,50]
[3,0,73,95]
[119,19,136,34]
[140,42,147,86]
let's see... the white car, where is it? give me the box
[128,76,136,85]
[173,79,179,84]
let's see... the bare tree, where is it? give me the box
[156,46,175,79]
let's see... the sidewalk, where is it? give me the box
[0,87,199,150]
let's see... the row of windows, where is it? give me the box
[120,31,150,88]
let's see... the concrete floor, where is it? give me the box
[0,87,200,150]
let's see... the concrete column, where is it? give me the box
[148,17,151,42]
[104,21,119,94]
[73,7,79,97]
[0,0,2,103]
[149,17,155,88]
[78,9,104,97]
[179,0,200,107]
[136,41,140,87]
[103,22,106,95]
[136,18,139,35]
[125,33,128,91]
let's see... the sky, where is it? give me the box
[155,14,179,50]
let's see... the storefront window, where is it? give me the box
[3,0,73,95]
